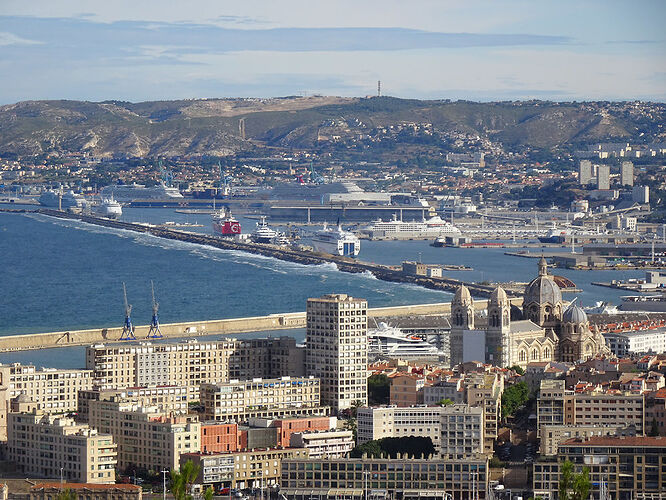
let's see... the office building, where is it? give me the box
[280,456,489,499]
[597,164,611,190]
[182,448,309,490]
[533,436,666,499]
[578,160,593,185]
[8,411,117,483]
[88,400,199,471]
[200,376,323,423]
[620,161,634,186]
[537,380,645,433]
[306,294,368,413]
[30,484,141,500]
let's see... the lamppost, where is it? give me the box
[60,467,64,487]
[161,470,169,500]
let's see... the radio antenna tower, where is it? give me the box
[120,282,136,340]
[377,80,381,97]
[147,280,163,339]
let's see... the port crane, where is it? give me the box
[147,280,163,339]
[119,282,136,341]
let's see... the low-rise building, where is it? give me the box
[289,429,354,459]
[8,412,117,483]
[539,424,636,456]
[200,376,324,423]
[30,484,141,500]
[604,328,666,357]
[280,455,489,499]
[422,378,465,405]
[88,400,199,472]
[389,373,425,407]
[250,416,336,448]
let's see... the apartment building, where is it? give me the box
[30,484,141,500]
[88,400,199,471]
[604,328,666,357]
[201,422,240,453]
[439,404,484,458]
[249,416,336,447]
[538,424,636,456]
[306,294,368,413]
[0,363,94,439]
[182,447,309,490]
[289,429,354,459]
[537,380,645,433]
[357,406,444,451]
[533,436,666,499]
[280,456,489,499]
[7,411,117,483]
[466,373,502,454]
[77,385,191,422]
[422,378,465,405]
[389,374,425,407]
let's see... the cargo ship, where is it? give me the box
[212,208,241,237]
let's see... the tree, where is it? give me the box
[559,460,592,500]
[55,490,76,500]
[170,460,201,500]
[501,381,529,418]
[437,398,454,407]
[559,460,573,500]
[203,487,214,500]
[508,365,525,375]
[367,374,390,405]
[649,418,660,437]
[572,467,592,500]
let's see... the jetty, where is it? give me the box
[9,208,505,299]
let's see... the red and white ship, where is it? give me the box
[212,208,241,237]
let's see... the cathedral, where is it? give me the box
[450,256,609,369]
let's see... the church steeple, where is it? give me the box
[538,255,548,276]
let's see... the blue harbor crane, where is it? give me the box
[119,282,136,341]
[146,280,163,339]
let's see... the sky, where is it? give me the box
[0,0,664,104]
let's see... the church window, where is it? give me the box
[531,349,539,361]
[519,350,526,362]
[544,347,551,359]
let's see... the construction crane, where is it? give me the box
[120,282,136,341]
[147,280,163,339]
[217,162,232,196]
[309,162,325,185]
[159,159,174,187]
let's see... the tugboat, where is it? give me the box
[212,207,242,237]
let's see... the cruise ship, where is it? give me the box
[100,183,183,202]
[311,223,360,257]
[93,196,122,219]
[619,294,666,312]
[38,190,85,210]
[368,323,446,360]
[251,216,278,244]
[366,214,461,239]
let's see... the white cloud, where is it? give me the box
[0,31,42,46]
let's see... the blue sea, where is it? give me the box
[0,205,645,368]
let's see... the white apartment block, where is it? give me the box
[539,424,636,456]
[200,376,323,423]
[306,294,368,413]
[7,412,117,483]
[88,400,200,472]
[604,329,666,357]
[357,404,484,458]
[289,430,354,459]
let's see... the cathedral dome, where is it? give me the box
[562,303,588,324]
[524,257,562,306]
[453,285,473,305]
[510,304,524,321]
[489,286,508,304]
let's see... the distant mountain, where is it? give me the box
[0,96,663,157]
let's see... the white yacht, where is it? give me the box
[369,322,446,359]
[251,216,278,244]
[366,214,461,239]
[311,222,360,257]
[93,195,122,219]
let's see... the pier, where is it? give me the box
[10,208,504,299]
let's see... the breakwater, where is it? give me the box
[15,208,503,298]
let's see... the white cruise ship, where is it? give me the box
[38,189,85,210]
[366,214,461,239]
[311,223,360,257]
[93,195,122,219]
[369,323,446,359]
[100,183,183,202]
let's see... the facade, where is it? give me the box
[290,429,354,459]
[438,404,484,458]
[30,484,141,500]
[389,374,425,407]
[250,416,336,447]
[77,385,191,422]
[423,378,465,405]
[533,436,666,499]
[306,294,368,413]
[87,400,200,471]
[604,328,666,357]
[200,376,323,423]
[578,160,593,185]
[201,422,240,453]
[620,161,634,186]
[539,424,636,456]
[8,412,117,483]
[280,456,489,499]
[597,164,611,190]
[182,448,309,490]
[537,380,645,433]
[465,373,502,454]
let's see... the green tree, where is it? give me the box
[559,460,574,500]
[169,460,201,500]
[501,381,529,418]
[437,398,454,406]
[55,490,76,500]
[203,486,214,500]
[649,418,660,437]
[559,460,592,500]
[508,365,525,375]
[572,467,592,500]
[367,374,390,405]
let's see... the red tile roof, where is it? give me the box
[32,484,141,491]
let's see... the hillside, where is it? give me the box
[0,97,663,157]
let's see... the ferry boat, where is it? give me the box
[538,228,572,244]
[369,322,446,359]
[100,183,183,202]
[38,189,85,210]
[93,195,122,219]
[212,208,241,237]
[619,294,666,312]
[311,223,360,257]
[366,214,461,239]
[251,216,278,243]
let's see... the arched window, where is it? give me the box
[543,347,550,359]
[531,349,539,360]
[519,350,526,362]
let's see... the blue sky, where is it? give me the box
[0,0,664,104]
